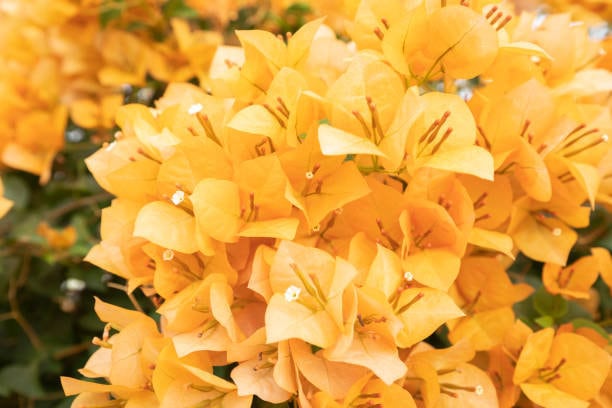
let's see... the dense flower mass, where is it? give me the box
[0,0,602,407]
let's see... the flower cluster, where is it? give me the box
[0,0,225,184]
[62,1,612,407]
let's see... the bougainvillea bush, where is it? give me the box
[1,0,612,407]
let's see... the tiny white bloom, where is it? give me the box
[530,55,541,63]
[171,190,185,205]
[305,171,314,180]
[552,227,562,236]
[312,224,321,232]
[188,103,203,115]
[602,134,609,142]
[475,385,484,396]
[163,249,175,261]
[284,285,301,302]
[404,271,414,281]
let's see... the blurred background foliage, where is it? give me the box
[0,0,611,407]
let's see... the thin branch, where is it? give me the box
[107,282,144,313]
[8,256,43,351]
[53,341,92,360]
[44,192,113,222]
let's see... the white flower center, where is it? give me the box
[171,190,185,205]
[552,228,562,236]
[284,285,301,302]
[188,103,203,115]
[162,249,175,261]
[475,385,484,396]
[404,271,414,281]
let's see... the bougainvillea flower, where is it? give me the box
[152,343,252,408]
[513,328,611,408]
[404,92,494,181]
[36,222,77,250]
[233,18,324,100]
[323,282,406,384]
[394,287,464,348]
[507,196,580,265]
[98,30,149,86]
[291,339,370,401]
[281,131,371,229]
[265,240,357,348]
[447,256,533,350]
[510,12,600,84]
[542,251,600,299]
[399,197,466,291]
[157,273,242,355]
[404,341,497,407]
[423,5,499,79]
[229,330,296,403]
[62,298,166,404]
[85,199,154,292]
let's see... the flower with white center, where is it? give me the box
[284,285,301,302]
[188,103,203,115]
[404,271,414,282]
[312,224,320,232]
[305,171,314,180]
[552,228,562,237]
[602,134,609,142]
[475,385,484,396]
[162,249,175,261]
[171,190,185,205]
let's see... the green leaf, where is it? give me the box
[162,0,199,19]
[3,173,31,210]
[253,396,292,408]
[533,287,568,319]
[0,363,46,398]
[99,0,124,28]
[570,318,611,343]
[213,363,237,382]
[0,382,9,397]
[534,315,555,328]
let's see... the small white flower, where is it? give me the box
[552,227,562,236]
[602,134,609,142]
[162,249,175,261]
[404,271,414,282]
[188,103,203,115]
[312,224,321,232]
[171,190,185,205]
[530,55,541,63]
[284,285,301,302]
[475,385,484,396]
[305,171,314,180]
